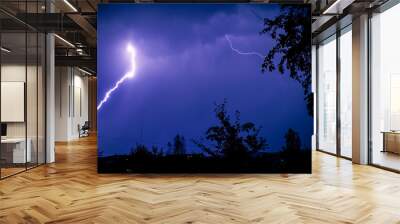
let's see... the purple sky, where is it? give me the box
[98,4,312,156]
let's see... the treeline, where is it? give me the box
[98,100,311,173]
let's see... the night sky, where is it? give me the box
[98,4,312,156]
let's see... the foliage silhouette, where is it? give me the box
[260,5,312,116]
[172,134,186,155]
[130,144,154,161]
[193,100,268,161]
[282,128,301,153]
[151,145,164,157]
[279,128,310,171]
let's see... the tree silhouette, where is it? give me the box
[280,128,305,171]
[282,128,301,154]
[194,100,268,160]
[130,144,153,161]
[172,134,186,155]
[260,6,312,116]
[167,142,172,154]
[151,145,164,157]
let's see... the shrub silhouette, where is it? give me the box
[194,100,268,161]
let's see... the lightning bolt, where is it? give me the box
[97,44,137,110]
[98,37,263,110]
[225,34,265,59]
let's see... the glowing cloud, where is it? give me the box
[225,34,265,59]
[97,44,137,110]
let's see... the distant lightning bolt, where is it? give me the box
[97,44,137,110]
[225,34,265,59]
